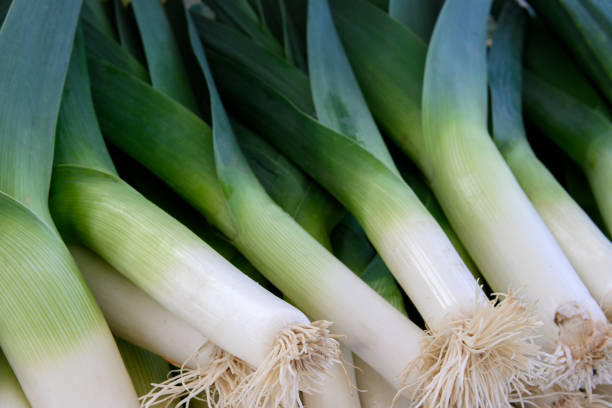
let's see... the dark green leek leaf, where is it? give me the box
[0,0,11,26]
[88,58,236,235]
[191,10,314,114]
[82,0,116,40]
[308,0,399,175]
[131,0,199,112]
[528,0,612,104]
[207,51,405,218]
[186,8,261,211]
[201,0,283,56]
[388,0,442,42]
[523,72,609,166]
[524,20,610,118]
[0,0,83,226]
[329,0,428,167]
[56,28,118,176]
[279,0,307,72]
[364,0,388,10]
[488,0,527,154]
[113,0,146,64]
[83,20,149,82]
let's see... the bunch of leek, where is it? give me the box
[320,0,612,393]
[194,0,543,405]
[51,22,339,408]
[86,5,431,408]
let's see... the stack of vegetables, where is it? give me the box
[1,0,611,407]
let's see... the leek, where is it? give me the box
[0,2,138,405]
[87,13,425,400]
[523,71,612,238]
[489,1,612,319]
[235,123,344,250]
[421,0,612,391]
[0,351,30,407]
[325,0,612,392]
[52,16,339,408]
[197,0,541,404]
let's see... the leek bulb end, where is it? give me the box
[542,304,612,393]
[235,320,342,407]
[398,292,544,407]
[140,345,252,408]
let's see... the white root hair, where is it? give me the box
[139,344,253,408]
[140,321,341,408]
[397,292,546,408]
[232,320,342,408]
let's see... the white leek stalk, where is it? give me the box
[489,2,612,319]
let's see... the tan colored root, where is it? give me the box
[139,345,253,408]
[511,386,612,408]
[232,320,342,408]
[398,292,545,408]
[537,304,612,393]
